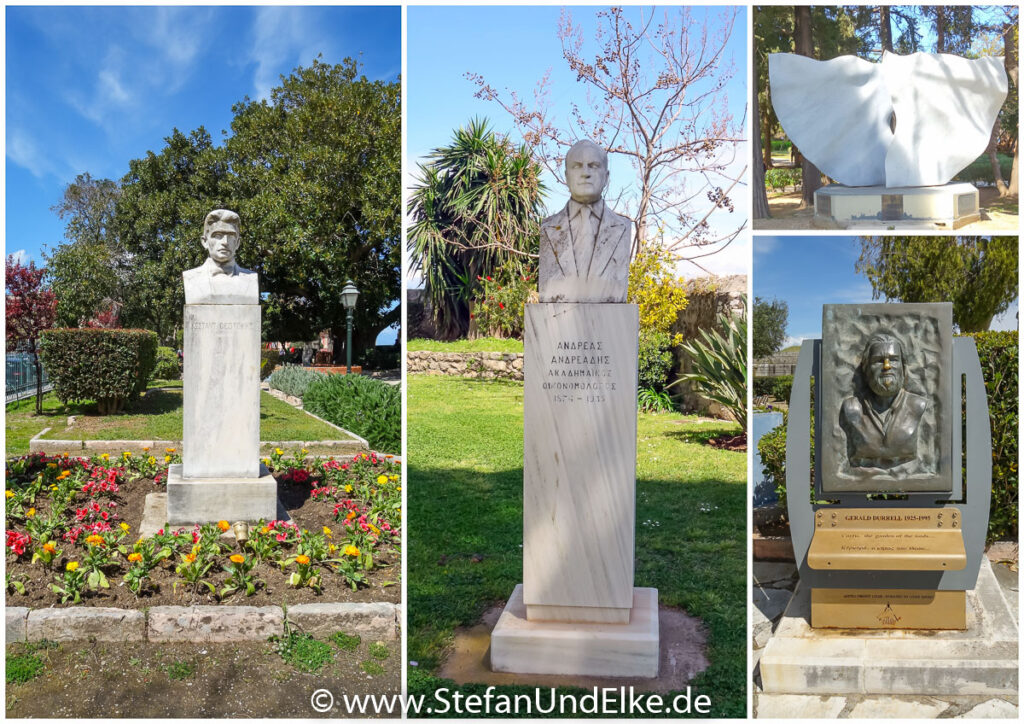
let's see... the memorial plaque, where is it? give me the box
[807,508,966,570]
[522,302,638,621]
[182,305,261,479]
[821,303,953,492]
[811,588,966,629]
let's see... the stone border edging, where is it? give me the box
[29,432,368,458]
[6,602,399,644]
[406,350,524,380]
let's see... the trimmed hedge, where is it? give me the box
[39,328,158,414]
[267,364,323,399]
[970,331,1018,541]
[152,346,181,381]
[753,374,793,401]
[759,332,1018,542]
[303,373,400,454]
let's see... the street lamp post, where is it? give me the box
[341,280,360,375]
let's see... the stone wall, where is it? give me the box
[670,274,748,420]
[406,351,524,380]
[753,353,799,377]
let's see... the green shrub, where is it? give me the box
[770,139,792,153]
[267,364,322,399]
[39,328,157,414]
[753,375,793,401]
[6,652,44,683]
[638,329,674,391]
[470,271,535,339]
[260,349,280,381]
[969,331,1017,541]
[360,344,400,371]
[672,309,747,429]
[151,346,181,381]
[953,154,1013,185]
[764,167,802,192]
[303,373,400,454]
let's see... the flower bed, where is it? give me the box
[5,448,401,608]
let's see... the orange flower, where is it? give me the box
[127,552,143,563]
[42,541,58,554]
[57,470,71,480]
[295,554,311,565]
[344,545,360,557]
[260,526,270,535]
[230,554,245,564]
[85,534,104,546]
[184,553,197,564]
[346,511,356,521]
[217,520,230,532]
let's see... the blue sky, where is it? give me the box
[407,5,750,285]
[754,236,1019,346]
[6,5,400,342]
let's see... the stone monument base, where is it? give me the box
[166,463,278,525]
[490,584,660,678]
[812,183,980,229]
[760,559,1017,695]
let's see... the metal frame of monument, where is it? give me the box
[786,303,992,629]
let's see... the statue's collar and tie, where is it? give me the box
[202,257,239,277]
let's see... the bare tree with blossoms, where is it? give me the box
[6,255,58,413]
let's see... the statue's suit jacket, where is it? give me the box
[538,201,631,303]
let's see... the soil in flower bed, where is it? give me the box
[6,636,400,718]
[707,432,747,452]
[6,452,401,608]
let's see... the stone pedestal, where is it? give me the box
[492,303,659,677]
[760,558,1018,695]
[168,303,274,524]
[813,183,980,229]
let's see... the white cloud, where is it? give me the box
[9,250,31,265]
[250,7,329,100]
[6,128,58,179]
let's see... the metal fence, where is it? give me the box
[6,353,52,403]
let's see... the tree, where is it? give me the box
[225,58,401,359]
[468,7,744,267]
[856,236,1018,332]
[752,40,771,220]
[753,296,789,359]
[46,173,123,327]
[409,118,545,339]
[794,6,822,208]
[6,256,57,413]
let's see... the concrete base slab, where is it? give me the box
[761,559,1017,695]
[813,183,980,229]
[437,592,706,692]
[490,584,660,678]
[756,693,847,719]
[165,463,278,525]
[140,491,291,538]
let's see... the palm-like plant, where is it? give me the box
[408,118,545,339]
[671,308,748,430]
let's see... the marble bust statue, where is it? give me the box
[538,140,631,303]
[183,209,259,304]
[839,333,927,468]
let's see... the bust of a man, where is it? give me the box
[839,333,927,468]
[538,140,631,303]
[183,209,259,304]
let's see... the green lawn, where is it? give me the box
[407,337,524,353]
[6,380,342,457]
[407,375,746,717]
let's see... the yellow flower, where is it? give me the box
[66,561,79,572]
[328,544,337,553]
[344,484,353,494]
[262,458,271,466]
[217,520,230,532]
[100,453,110,461]
[377,475,388,486]
[49,485,58,491]
[301,448,308,454]
[164,455,172,463]
[26,507,36,517]
[127,552,142,562]
[344,545,360,557]
[295,554,311,565]
[260,526,270,535]
[42,541,58,554]
[274,448,283,456]
[85,534,104,546]
[120,522,131,532]
[322,527,332,538]
[230,554,245,564]
[191,545,200,556]
[147,456,156,465]
[369,524,380,536]
[123,451,132,458]
[5,490,14,499]
[389,475,399,482]
[47,462,57,469]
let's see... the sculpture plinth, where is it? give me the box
[812,183,980,230]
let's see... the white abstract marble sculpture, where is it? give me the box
[769,52,1008,188]
[538,140,631,303]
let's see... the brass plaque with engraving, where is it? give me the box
[811,588,966,629]
[807,507,966,571]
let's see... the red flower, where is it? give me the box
[486,276,493,281]
[498,302,505,310]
